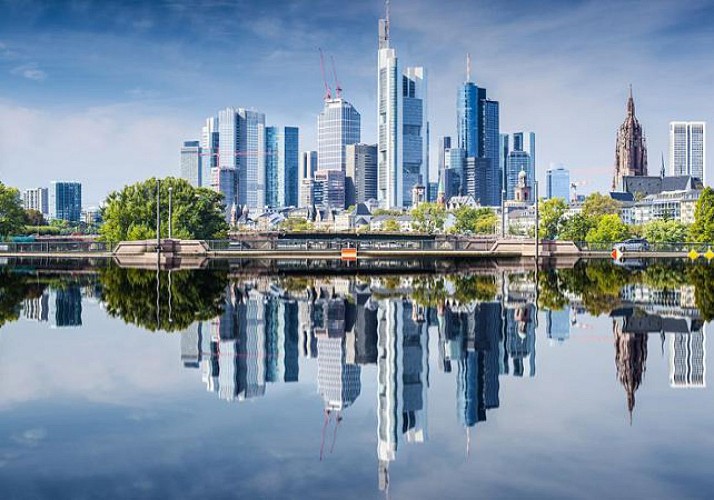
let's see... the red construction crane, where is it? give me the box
[319,48,332,101]
[330,55,342,99]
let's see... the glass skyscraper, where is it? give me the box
[670,121,706,184]
[266,126,299,208]
[505,151,531,201]
[546,164,570,201]
[317,98,361,172]
[180,140,202,187]
[455,70,500,205]
[504,131,536,201]
[49,181,82,222]
[377,12,428,209]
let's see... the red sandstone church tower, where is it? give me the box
[612,86,648,190]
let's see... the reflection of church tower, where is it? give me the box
[613,321,648,418]
[504,304,536,377]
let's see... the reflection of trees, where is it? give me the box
[613,321,648,419]
[0,271,47,328]
[687,265,714,321]
[99,267,227,332]
[411,275,497,307]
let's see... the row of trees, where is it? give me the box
[539,188,714,243]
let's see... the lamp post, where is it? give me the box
[156,179,161,253]
[168,186,173,240]
[534,180,539,263]
[501,188,506,237]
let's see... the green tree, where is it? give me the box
[585,214,630,244]
[453,206,497,234]
[280,218,314,232]
[24,209,46,226]
[382,218,400,232]
[411,202,446,234]
[100,177,228,242]
[642,219,689,244]
[560,213,595,242]
[582,192,622,219]
[689,186,714,242]
[0,182,27,239]
[538,198,568,239]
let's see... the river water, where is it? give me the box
[0,261,712,499]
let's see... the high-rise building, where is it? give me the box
[180,140,203,187]
[546,164,571,201]
[201,117,219,188]
[503,132,535,200]
[205,107,267,214]
[505,151,531,201]
[499,134,509,193]
[22,187,49,216]
[265,126,299,208]
[346,143,378,206]
[299,151,318,207]
[377,9,428,209]
[313,169,346,208]
[49,181,82,222]
[669,121,706,184]
[317,98,361,172]
[613,86,648,190]
[455,55,501,206]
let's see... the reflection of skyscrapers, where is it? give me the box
[54,287,82,327]
[316,332,361,411]
[376,298,429,491]
[546,308,571,344]
[504,304,536,377]
[669,330,706,388]
[23,291,49,322]
[181,322,203,368]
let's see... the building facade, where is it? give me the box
[49,181,82,222]
[266,126,299,208]
[346,143,378,206]
[670,121,706,184]
[505,150,531,201]
[299,151,318,207]
[546,164,570,201]
[613,87,648,190]
[180,140,203,187]
[22,187,49,216]
[314,169,346,208]
[377,13,428,209]
[504,132,535,201]
[317,98,361,172]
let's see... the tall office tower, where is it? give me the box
[613,86,648,190]
[49,181,81,222]
[505,151,531,201]
[456,56,501,206]
[546,164,571,201]
[207,107,267,214]
[265,126,299,208]
[670,121,706,183]
[444,147,465,197]
[504,132,535,200]
[313,169,346,208]
[499,133,509,193]
[346,143,378,206]
[512,132,536,174]
[669,330,706,388]
[377,7,428,209]
[317,99,361,172]
[438,136,452,172]
[201,117,219,188]
[22,187,49,216]
[299,151,318,207]
[180,140,203,187]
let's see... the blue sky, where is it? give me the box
[0,0,713,205]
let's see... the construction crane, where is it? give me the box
[570,180,589,201]
[319,48,332,101]
[330,55,342,98]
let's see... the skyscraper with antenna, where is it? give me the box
[377,0,428,208]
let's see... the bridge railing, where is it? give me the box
[205,238,495,252]
[574,241,714,253]
[0,241,115,254]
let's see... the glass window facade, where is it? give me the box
[49,181,82,222]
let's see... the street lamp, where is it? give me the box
[168,186,173,240]
[156,179,161,252]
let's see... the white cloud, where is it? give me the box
[0,100,198,205]
[10,62,47,81]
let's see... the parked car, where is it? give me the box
[615,238,650,252]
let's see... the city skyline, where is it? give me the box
[0,0,713,205]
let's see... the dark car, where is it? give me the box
[615,238,650,252]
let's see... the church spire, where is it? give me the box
[627,84,635,117]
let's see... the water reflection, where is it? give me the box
[2,261,712,495]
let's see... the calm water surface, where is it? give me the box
[0,262,713,499]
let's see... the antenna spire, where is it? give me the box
[466,52,471,82]
[385,0,390,41]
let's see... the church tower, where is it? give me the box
[612,86,648,190]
